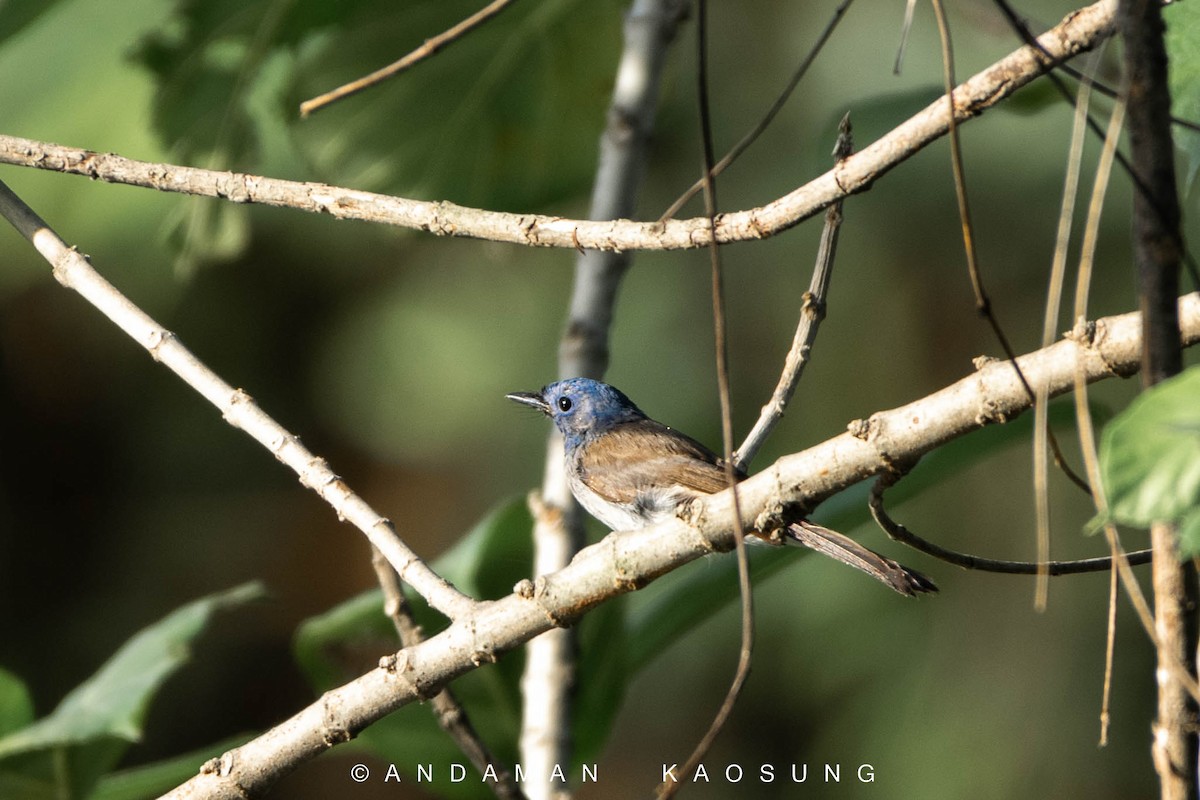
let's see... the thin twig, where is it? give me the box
[658,2,752,796]
[735,114,850,471]
[0,1,1120,253]
[368,548,525,800]
[299,0,520,117]
[658,0,854,222]
[868,471,1153,575]
[0,179,474,621]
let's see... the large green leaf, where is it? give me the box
[130,0,320,271]
[131,0,623,269]
[0,0,72,50]
[0,582,264,799]
[0,669,34,740]
[1166,0,1200,194]
[1098,366,1200,550]
[286,0,623,210]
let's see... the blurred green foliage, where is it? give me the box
[0,585,262,799]
[1097,366,1200,552]
[1166,0,1200,190]
[1,0,1198,798]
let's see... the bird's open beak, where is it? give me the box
[506,390,550,415]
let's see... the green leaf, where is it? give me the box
[90,733,252,800]
[134,0,623,240]
[287,0,623,210]
[1179,508,1200,557]
[1099,367,1200,534]
[1166,0,1200,194]
[0,669,34,739]
[0,582,264,799]
[0,0,72,50]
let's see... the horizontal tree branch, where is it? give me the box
[0,0,1114,252]
[163,290,1200,799]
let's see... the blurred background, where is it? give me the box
[0,0,1197,797]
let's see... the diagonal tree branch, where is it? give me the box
[157,291,1200,799]
[0,0,1116,253]
[0,178,476,621]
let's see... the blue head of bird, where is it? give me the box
[506,378,645,448]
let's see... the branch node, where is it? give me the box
[972,354,1000,370]
[199,751,236,778]
[800,290,826,321]
[144,328,174,362]
[677,496,721,553]
[469,620,498,666]
[975,397,1006,426]
[753,501,787,535]
[529,576,569,628]
[1067,316,1097,345]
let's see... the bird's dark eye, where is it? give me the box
[557,396,573,412]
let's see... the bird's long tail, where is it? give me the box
[784,521,937,597]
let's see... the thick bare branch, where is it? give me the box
[161,292,1200,799]
[0,1,1116,252]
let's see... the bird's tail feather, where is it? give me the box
[784,521,937,597]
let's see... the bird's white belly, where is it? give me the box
[567,472,685,531]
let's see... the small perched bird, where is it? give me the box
[508,377,935,596]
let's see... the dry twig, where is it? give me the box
[299,0,520,117]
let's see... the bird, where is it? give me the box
[507,377,936,596]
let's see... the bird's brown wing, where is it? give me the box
[577,419,740,503]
